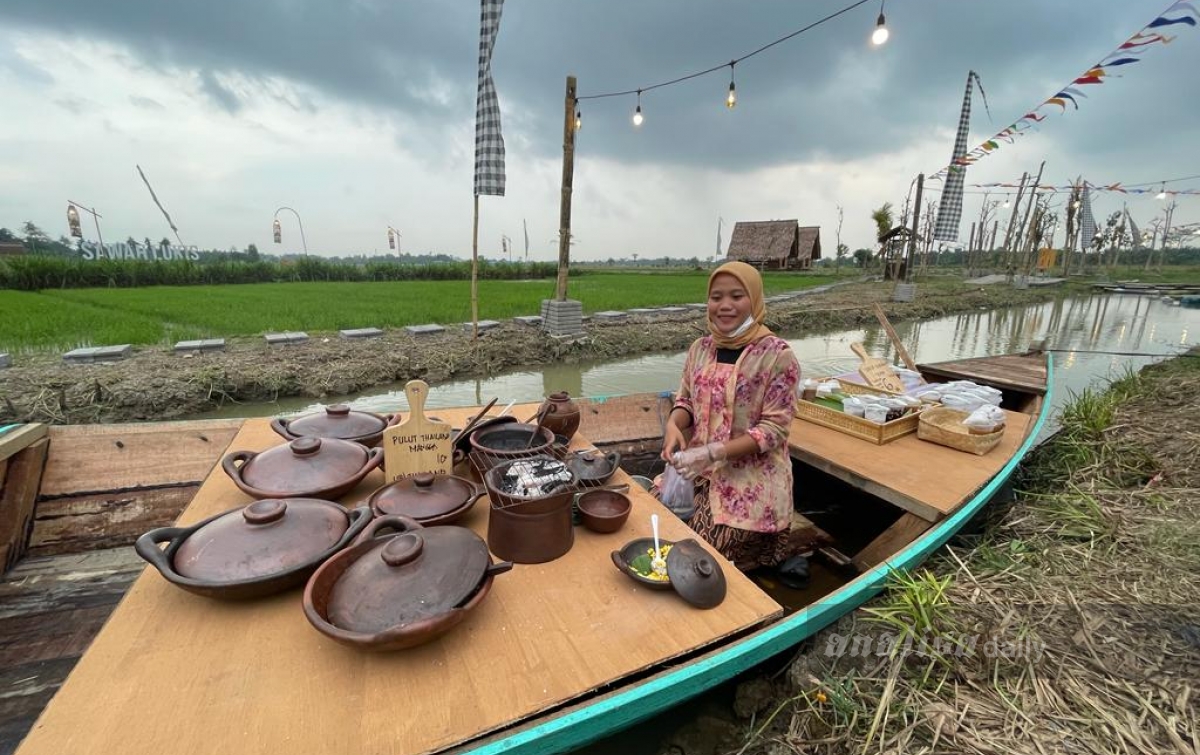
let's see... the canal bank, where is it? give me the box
[0,278,1076,425]
[645,349,1199,755]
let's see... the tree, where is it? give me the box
[247,243,260,262]
[0,228,17,242]
[853,248,871,267]
[870,203,894,243]
[834,206,845,273]
[21,221,48,241]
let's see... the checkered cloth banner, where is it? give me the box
[1079,186,1097,251]
[473,0,506,197]
[933,71,977,242]
[1125,209,1142,249]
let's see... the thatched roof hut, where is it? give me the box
[726,220,821,269]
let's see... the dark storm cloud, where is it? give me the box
[0,0,1194,174]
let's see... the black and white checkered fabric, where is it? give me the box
[1079,186,1097,251]
[1125,209,1142,249]
[933,71,976,242]
[473,0,506,197]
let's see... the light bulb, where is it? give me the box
[872,14,889,45]
[1002,198,1010,209]
[575,109,582,131]
[726,81,737,109]
[1156,186,1167,200]
[633,104,643,127]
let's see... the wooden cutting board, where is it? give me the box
[850,342,906,394]
[381,379,453,483]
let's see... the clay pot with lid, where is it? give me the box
[271,404,400,447]
[303,515,512,651]
[537,392,581,441]
[611,537,727,609]
[564,449,622,486]
[135,499,372,600]
[366,472,485,526]
[222,437,383,500]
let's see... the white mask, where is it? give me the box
[726,315,755,338]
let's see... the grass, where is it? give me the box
[0,271,836,351]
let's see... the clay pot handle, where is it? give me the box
[270,417,294,439]
[363,446,385,472]
[335,506,374,549]
[485,561,514,577]
[603,450,622,471]
[382,413,401,428]
[221,450,257,484]
[353,514,422,546]
[610,550,627,573]
[134,526,192,577]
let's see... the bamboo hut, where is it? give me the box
[726,220,821,270]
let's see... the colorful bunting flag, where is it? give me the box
[931,1,1196,180]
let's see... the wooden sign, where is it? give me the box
[871,303,919,373]
[382,380,453,483]
[850,342,906,394]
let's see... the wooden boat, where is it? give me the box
[0,351,1051,755]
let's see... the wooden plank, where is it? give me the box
[918,354,1047,396]
[852,513,932,570]
[39,419,242,498]
[0,425,47,464]
[0,547,143,622]
[872,304,917,372]
[0,440,49,573]
[788,409,1032,522]
[0,656,80,755]
[26,485,200,557]
[577,394,672,445]
[14,415,782,755]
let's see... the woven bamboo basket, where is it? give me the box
[917,406,1004,455]
[795,378,923,445]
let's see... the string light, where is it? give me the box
[1002,195,1010,209]
[1157,183,1168,200]
[575,108,582,131]
[575,0,877,126]
[871,0,889,46]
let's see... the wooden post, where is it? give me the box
[555,76,577,302]
[1001,172,1028,261]
[872,303,917,372]
[1015,161,1045,273]
[471,194,479,339]
[904,174,923,282]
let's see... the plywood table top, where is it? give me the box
[16,407,781,755]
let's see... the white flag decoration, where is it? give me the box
[473,0,506,196]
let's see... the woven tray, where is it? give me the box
[917,406,1004,455]
[796,381,922,445]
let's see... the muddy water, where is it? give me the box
[203,293,1199,427]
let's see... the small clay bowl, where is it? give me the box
[576,490,631,534]
[610,537,674,590]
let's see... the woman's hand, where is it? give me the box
[661,422,687,461]
[671,441,726,481]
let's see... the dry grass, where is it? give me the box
[725,352,1200,755]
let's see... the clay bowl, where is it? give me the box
[610,536,674,590]
[576,490,631,534]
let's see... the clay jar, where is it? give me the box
[538,392,581,441]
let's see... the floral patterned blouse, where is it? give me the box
[673,334,800,532]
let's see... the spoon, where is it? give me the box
[650,514,667,577]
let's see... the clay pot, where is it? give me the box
[222,437,383,500]
[271,404,399,447]
[303,515,512,651]
[576,490,631,534]
[538,392,581,441]
[135,499,372,600]
[564,450,622,486]
[366,472,485,526]
[611,537,727,609]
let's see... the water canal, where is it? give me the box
[197,293,1199,433]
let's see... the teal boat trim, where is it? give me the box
[469,355,1054,755]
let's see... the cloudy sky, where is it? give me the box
[0,0,1196,261]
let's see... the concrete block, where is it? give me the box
[462,320,501,332]
[685,303,708,310]
[265,332,309,345]
[513,316,543,326]
[593,310,627,320]
[63,344,132,363]
[658,306,688,314]
[404,324,446,336]
[339,328,384,339]
[891,283,917,302]
[627,308,657,316]
[0,352,9,369]
[174,339,226,353]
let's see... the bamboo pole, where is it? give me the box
[904,174,923,282]
[471,194,479,340]
[555,76,577,301]
[1015,161,1045,274]
[1001,172,1028,262]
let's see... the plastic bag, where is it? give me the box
[658,464,696,521]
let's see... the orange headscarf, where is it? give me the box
[706,261,775,350]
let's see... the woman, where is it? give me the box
[660,261,807,585]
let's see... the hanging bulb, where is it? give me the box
[1156,184,1167,200]
[872,0,889,45]
[632,90,644,127]
[575,108,582,131]
[726,62,737,109]
[1002,196,1010,209]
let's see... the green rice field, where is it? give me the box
[0,271,835,351]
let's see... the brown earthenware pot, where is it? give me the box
[366,472,485,526]
[222,437,383,500]
[564,449,622,485]
[271,404,400,447]
[135,499,372,600]
[538,392,581,441]
[303,515,512,651]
